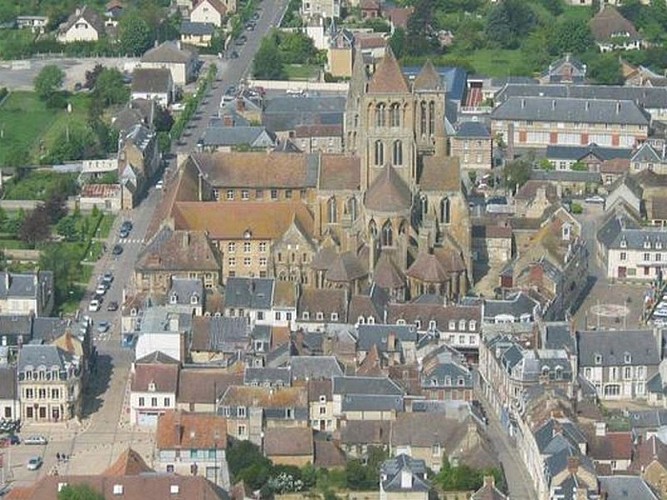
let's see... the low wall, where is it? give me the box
[248,79,349,92]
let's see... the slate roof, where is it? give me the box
[141,41,193,64]
[131,68,172,94]
[333,376,403,396]
[224,278,273,309]
[495,83,667,110]
[262,96,346,132]
[364,164,412,212]
[290,356,344,380]
[0,315,33,337]
[421,347,472,388]
[577,330,660,367]
[132,353,180,392]
[598,476,660,500]
[380,454,430,492]
[190,316,248,352]
[546,144,633,162]
[631,142,663,163]
[483,292,540,321]
[543,322,574,352]
[595,207,642,249]
[491,97,649,126]
[530,169,602,184]
[456,121,490,138]
[607,227,667,250]
[0,271,53,299]
[17,344,74,373]
[180,21,216,36]
[403,66,468,102]
[0,366,17,400]
[243,367,291,386]
[200,126,276,148]
[534,418,587,454]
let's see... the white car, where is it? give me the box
[585,195,605,204]
[95,285,107,296]
[23,435,48,445]
[26,457,43,470]
[88,299,101,312]
[156,180,164,190]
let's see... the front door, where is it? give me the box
[38,407,46,420]
[618,266,627,278]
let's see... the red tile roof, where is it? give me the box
[157,410,227,450]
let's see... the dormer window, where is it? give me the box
[397,319,406,325]
[170,293,178,304]
[644,239,651,249]
[658,240,663,250]
[414,320,421,330]
[190,293,199,305]
[469,320,476,331]
[620,238,627,248]
[562,224,571,241]
[316,312,324,321]
[131,308,137,316]
[237,406,247,418]
[444,376,451,386]
[595,354,602,365]
[148,382,156,392]
[367,316,375,324]
[303,312,310,320]
[428,320,437,330]
[448,320,455,331]
[459,319,466,331]
[457,377,465,386]
[331,312,339,321]
[624,352,631,364]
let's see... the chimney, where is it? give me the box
[567,456,580,475]
[553,420,563,437]
[236,97,245,112]
[174,422,182,445]
[585,101,590,111]
[182,231,190,248]
[521,98,526,109]
[616,101,621,114]
[75,7,81,16]
[176,40,182,51]
[4,272,9,291]
[223,114,234,127]
[388,332,397,351]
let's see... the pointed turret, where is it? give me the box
[367,47,410,94]
[413,60,442,91]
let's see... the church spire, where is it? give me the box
[367,46,409,94]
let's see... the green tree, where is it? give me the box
[253,35,286,80]
[94,68,129,107]
[227,440,272,479]
[34,65,64,101]
[19,206,51,248]
[84,64,104,90]
[504,158,532,191]
[278,31,318,64]
[56,216,79,242]
[552,19,594,55]
[585,52,623,85]
[454,17,486,53]
[405,0,437,56]
[389,27,406,58]
[486,0,536,49]
[119,12,153,55]
[57,483,105,500]
[538,158,555,171]
[571,160,588,171]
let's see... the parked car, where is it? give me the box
[156,180,164,190]
[119,228,130,238]
[107,301,119,312]
[112,245,123,256]
[24,435,48,445]
[102,272,113,285]
[230,51,239,59]
[26,457,43,470]
[585,195,605,204]
[120,220,133,231]
[95,285,107,296]
[2,435,20,445]
[88,299,101,312]
[97,321,110,333]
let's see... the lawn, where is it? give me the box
[0,29,35,60]
[41,93,92,153]
[2,171,78,200]
[0,91,59,166]
[97,214,116,239]
[284,64,320,81]
[560,4,594,23]
[461,49,535,78]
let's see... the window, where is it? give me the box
[241,190,249,200]
[381,221,393,246]
[244,257,251,267]
[420,101,427,135]
[448,320,455,331]
[319,406,327,415]
[428,101,435,135]
[595,354,602,365]
[237,406,247,418]
[624,367,632,380]
[259,257,267,267]
[164,397,171,407]
[38,388,46,399]
[227,242,236,252]
[228,257,236,267]
[584,367,592,379]
[331,312,339,321]
[469,320,476,331]
[25,388,33,399]
[243,241,251,253]
[328,197,337,223]
[392,140,403,166]
[657,253,662,262]
[428,320,436,330]
[271,189,278,200]
[303,312,310,320]
[285,189,292,199]
[237,424,247,437]
[275,312,282,320]
[259,242,267,252]
[226,190,234,200]
[624,352,632,364]
[440,198,450,224]
[375,103,386,127]
[374,140,384,165]
[151,397,158,407]
[316,312,324,320]
[212,189,220,201]
[390,103,400,127]
[620,252,627,261]
[256,189,264,199]
[644,253,651,261]
[52,388,60,399]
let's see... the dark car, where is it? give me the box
[112,244,123,256]
[107,301,119,312]
[119,228,130,239]
[230,51,240,59]
[120,220,133,231]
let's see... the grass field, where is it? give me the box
[0,29,35,60]
[462,49,535,78]
[284,64,320,81]
[0,91,91,167]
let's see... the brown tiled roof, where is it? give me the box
[325,251,368,282]
[274,281,297,308]
[103,448,152,476]
[311,246,338,271]
[339,420,390,445]
[386,303,481,331]
[319,155,360,190]
[420,155,461,192]
[173,201,314,241]
[157,410,227,450]
[356,344,386,377]
[131,362,179,393]
[407,252,448,282]
[367,48,410,94]
[136,227,220,272]
[131,68,172,94]
[635,169,667,187]
[271,326,291,348]
[515,180,558,201]
[80,184,121,198]
[434,246,466,273]
[307,379,332,402]
[314,440,346,468]
[141,41,194,64]
[355,34,388,50]
[472,225,513,239]
[360,0,380,10]
[413,60,442,91]
[365,164,412,212]
[629,436,667,473]
[588,431,632,461]
[391,412,467,447]
[590,5,639,41]
[220,385,308,408]
[264,427,313,457]
[471,476,508,500]
[384,6,413,30]
[348,295,381,323]
[649,196,667,220]
[194,0,227,15]
[298,288,347,317]
[6,474,225,500]
[294,124,342,138]
[60,5,104,35]
[373,252,405,289]
[600,158,630,175]
[177,369,243,404]
[190,151,315,188]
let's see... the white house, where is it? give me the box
[135,307,187,362]
[605,228,667,281]
[0,271,54,317]
[57,6,104,43]
[190,0,227,27]
[131,67,174,107]
[130,351,180,427]
[139,41,198,86]
[224,277,297,330]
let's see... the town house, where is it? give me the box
[130,351,180,427]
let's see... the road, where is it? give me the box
[176,0,289,153]
[7,0,289,488]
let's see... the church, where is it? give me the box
[144,48,472,303]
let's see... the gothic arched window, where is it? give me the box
[374,140,384,166]
[328,197,337,223]
[393,140,403,166]
[382,221,393,247]
[390,103,401,127]
[375,103,386,127]
[440,197,450,224]
[428,101,435,136]
[420,101,427,135]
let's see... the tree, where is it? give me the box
[586,52,623,85]
[571,160,588,171]
[34,65,64,101]
[57,484,105,500]
[389,28,406,58]
[485,3,513,48]
[278,31,318,64]
[454,17,486,53]
[551,19,594,55]
[538,0,563,16]
[503,158,532,191]
[153,106,174,132]
[119,12,152,55]
[405,0,437,56]
[19,206,51,247]
[84,64,104,90]
[94,68,129,107]
[56,216,79,242]
[253,35,286,80]
[486,0,536,49]
[44,193,68,224]
[227,440,272,479]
